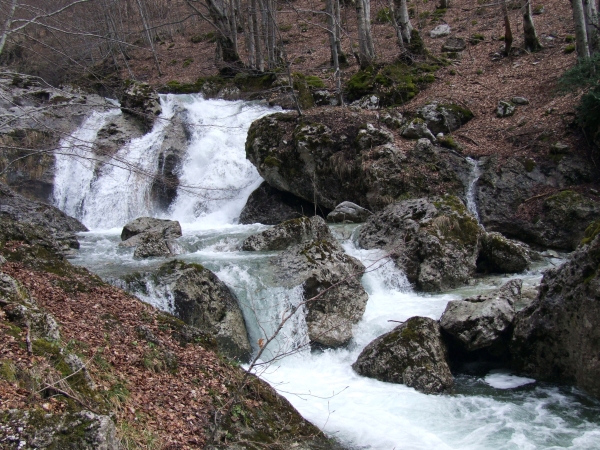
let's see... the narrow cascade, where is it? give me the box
[465,156,482,222]
[52,108,122,219]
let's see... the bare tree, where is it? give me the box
[355,0,375,68]
[572,0,591,58]
[502,0,513,56]
[392,0,413,45]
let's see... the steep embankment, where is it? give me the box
[0,195,339,449]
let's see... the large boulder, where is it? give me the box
[120,217,182,258]
[357,195,480,292]
[119,81,162,131]
[415,101,474,135]
[134,260,251,361]
[352,316,453,394]
[238,182,316,225]
[326,201,372,223]
[272,239,368,347]
[246,111,471,213]
[510,233,600,398]
[242,216,330,251]
[440,279,521,357]
[477,231,530,273]
[0,182,86,253]
[476,156,598,250]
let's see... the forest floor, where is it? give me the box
[120,0,588,164]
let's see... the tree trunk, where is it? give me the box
[356,0,375,68]
[522,0,541,51]
[502,0,513,56]
[394,0,413,43]
[0,0,18,57]
[439,0,449,8]
[205,0,241,64]
[584,0,599,54]
[572,0,591,58]
[327,0,343,105]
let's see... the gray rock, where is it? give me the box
[440,279,521,353]
[358,196,480,292]
[1,410,119,450]
[242,216,330,251]
[430,24,451,38]
[239,182,315,225]
[511,96,530,105]
[477,232,530,273]
[273,239,368,347]
[146,260,251,361]
[327,201,372,223]
[416,102,474,135]
[119,81,162,131]
[511,233,600,398]
[476,156,598,250]
[356,123,393,150]
[496,101,516,117]
[246,111,471,213]
[0,182,86,253]
[442,37,467,52]
[350,95,380,110]
[380,110,406,129]
[121,217,182,241]
[401,119,437,141]
[352,316,453,394]
[121,217,182,258]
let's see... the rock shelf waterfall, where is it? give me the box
[57,96,600,450]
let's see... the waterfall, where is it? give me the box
[52,108,121,219]
[465,157,482,222]
[52,95,277,230]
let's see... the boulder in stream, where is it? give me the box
[120,217,182,258]
[273,239,368,347]
[510,232,600,398]
[477,232,531,274]
[129,259,251,361]
[327,201,372,223]
[242,216,330,251]
[440,279,521,357]
[352,316,453,394]
[358,195,481,292]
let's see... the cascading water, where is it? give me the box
[52,95,274,230]
[57,96,600,450]
[465,157,482,222]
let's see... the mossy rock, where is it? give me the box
[582,220,600,246]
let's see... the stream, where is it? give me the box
[53,95,600,450]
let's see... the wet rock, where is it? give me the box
[430,24,451,38]
[239,182,319,225]
[121,217,182,258]
[246,110,470,212]
[119,81,161,131]
[511,234,600,398]
[440,279,521,354]
[496,101,516,117]
[242,216,330,251]
[477,232,530,273]
[442,37,467,52]
[401,119,437,141]
[416,102,474,135]
[358,195,480,292]
[144,260,251,361]
[327,201,372,223]
[476,156,598,250]
[352,316,453,394]
[273,239,368,347]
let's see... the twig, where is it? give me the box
[25,320,32,355]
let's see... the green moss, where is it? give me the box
[234,72,276,91]
[523,158,536,172]
[437,135,461,151]
[581,220,600,246]
[263,156,282,168]
[564,44,576,54]
[190,32,215,43]
[0,360,17,382]
[470,33,485,45]
[376,7,392,23]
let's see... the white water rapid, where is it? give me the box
[55,96,600,449]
